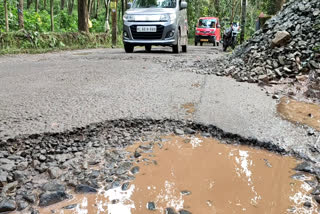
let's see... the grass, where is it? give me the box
[0,31,124,55]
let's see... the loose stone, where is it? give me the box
[0,199,16,212]
[39,191,69,207]
[75,184,97,193]
[147,201,156,210]
[42,182,65,192]
[63,204,77,209]
[166,207,177,214]
[121,182,130,191]
[130,166,140,174]
[179,210,192,214]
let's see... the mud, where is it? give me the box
[37,136,319,214]
[181,103,196,115]
[277,97,320,131]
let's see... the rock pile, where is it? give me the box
[226,0,320,84]
[179,0,320,100]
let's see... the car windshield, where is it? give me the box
[132,0,177,8]
[198,19,216,28]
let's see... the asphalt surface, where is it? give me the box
[0,45,318,161]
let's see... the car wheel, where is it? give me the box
[173,32,181,54]
[217,41,220,46]
[124,44,134,53]
[145,45,152,52]
[223,43,227,52]
[200,42,203,46]
[182,45,187,53]
[195,42,198,46]
[213,41,216,46]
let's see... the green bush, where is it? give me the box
[0,2,106,33]
[0,31,112,54]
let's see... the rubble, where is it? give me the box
[224,0,320,99]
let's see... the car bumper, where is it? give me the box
[195,35,216,43]
[123,21,178,46]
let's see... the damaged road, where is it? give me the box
[0,46,320,213]
[0,46,318,161]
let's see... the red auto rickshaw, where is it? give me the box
[195,17,221,46]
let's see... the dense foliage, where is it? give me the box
[0,0,284,41]
[187,0,284,40]
[0,0,108,33]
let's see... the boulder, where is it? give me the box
[39,191,68,207]
[271,31,291,48]
[0,199,16,212]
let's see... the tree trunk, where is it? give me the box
[61,0,65,10]
[214,0,219,15]
[240,0,246,43]
[121,0,124,19]
[43,0,47,10]
[27,0,32,9]
[18,0,24,29]
[111,0,117,46]
[35,0,39,12]
[68,0,75,15]
[105,0,110,33]
[230,0,239,23]
[4,0,9,32]
[95,0,100,18]
[91,0,95,16]
[50,0,54,31]
[78,0,89,32]
[88,0,94,17]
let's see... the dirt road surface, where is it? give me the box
[0,46,318,161]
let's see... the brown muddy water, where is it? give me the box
[37,136,318,214]
[277,97,320,131]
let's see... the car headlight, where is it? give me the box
[169,13,176,21]
[123,14,135,22]
[196,30,200,33]
[160,13,176,22]
[160,14,170,22]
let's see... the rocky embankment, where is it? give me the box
[220,0,320,99]
[225,0,320,82]
[230,0,319,80]
[0,119,320,213]
[160,0,320,101]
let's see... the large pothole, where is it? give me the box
[0,119,319,213]
[35,135,320,214]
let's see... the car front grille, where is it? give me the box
[130,25,164,40]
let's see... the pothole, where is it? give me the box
[1,119,319,213]
[35,135,319,214]
[277,97,320,131]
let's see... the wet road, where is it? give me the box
[0,45,318,161]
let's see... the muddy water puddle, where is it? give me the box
[277,97,320,131]
[38,136,318,214]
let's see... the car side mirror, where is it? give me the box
[217,24,221,28]
[180,1,187,10]
[127,2,132,9]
